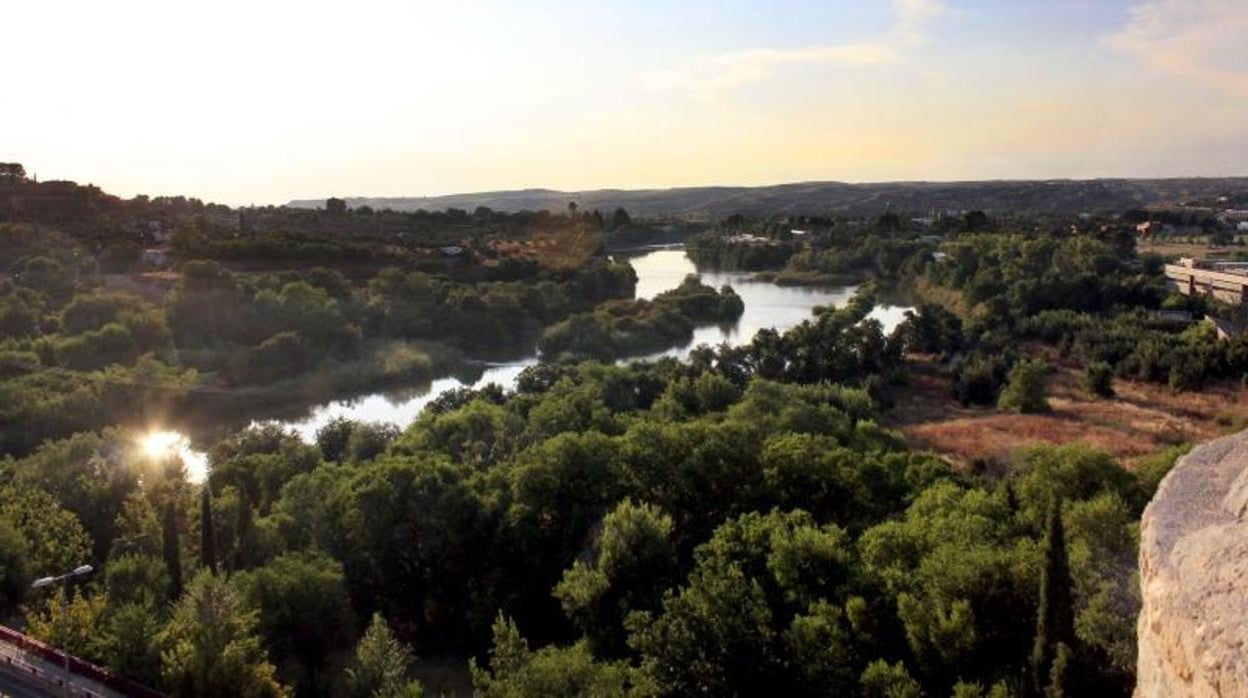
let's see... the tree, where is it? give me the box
[344,422,399,463]
[553,499,676,656]
[999,360,1050,414]
[344,613,423,698]
[1,485,93,584]
[964,210,992,232]
[1032,497,1076,696]
[892,304,963,357]
[1083,362,1114,398]
[26,588,107,658]
[235,552,355,693]
[316,417,356,463]
[1045,642,1074,698]
[159,571,287,697]
[859,659,922,698]
[162,501,183,601]
[610,208,631,230]
[0,519,30,612]
[326,198,347,216]
[471,614,649,697]
[0,163,25,183]
[200,489,217,574]
[99,602,164,687]
[104,553,169,608]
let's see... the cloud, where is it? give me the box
[1107,0,1248,94]
[650,0,945,96]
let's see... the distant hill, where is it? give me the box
[289,178,1248,219]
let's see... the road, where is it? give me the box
[0,663,56,698]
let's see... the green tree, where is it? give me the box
[316,417,356,463]
[0,519,30,612]
[859,659,922,698]
[105,553,169,608]
[0,485,93,582]
[999,360,1050,414]
[1083,362,1114,398]
[98,602,164,687]
[26,588,107,658]
[471,614,650,697]
[344,613,423,698]
[159,570,287,697]
[235,552,355,693]
[553,499,676,657]
[1032,498,1076,696]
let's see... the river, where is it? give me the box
[166,247,911,481]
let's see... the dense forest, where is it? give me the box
[3,174,1246,696]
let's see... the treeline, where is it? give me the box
[0,290,1158,696]
[913,230,1248,398]
[687,213,943,282]
[0,219,637,455]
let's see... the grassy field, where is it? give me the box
[1137,239,1245,259]
[887,357,1248,471]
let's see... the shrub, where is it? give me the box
[1083,361,1114,398]
[999,359,1050,414]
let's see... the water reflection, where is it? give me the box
[175,247,913,482]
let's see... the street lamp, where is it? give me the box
[30,564,94,697]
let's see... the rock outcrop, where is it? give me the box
[1137,430,1248,697]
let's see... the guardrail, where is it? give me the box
[0,624,165,698]
[1,647,104,697]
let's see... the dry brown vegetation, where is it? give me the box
[1137,240,1242,259]
[888,359,1248,471]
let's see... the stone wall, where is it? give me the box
[1136,430,1248,697]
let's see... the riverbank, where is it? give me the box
[749,269,863,287]
[174,339,463,434]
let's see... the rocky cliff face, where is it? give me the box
[1136,430,1248,697]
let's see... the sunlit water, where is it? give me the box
[171,247,911,482]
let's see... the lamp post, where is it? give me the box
[31,564,93,697]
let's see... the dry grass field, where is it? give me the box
[1137,240,1244,259]
[888,358,1248,471]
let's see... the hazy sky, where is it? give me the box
[6,0,1247,205]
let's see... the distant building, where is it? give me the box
[1165,257,1248,304]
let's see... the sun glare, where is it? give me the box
[141,430,183,460]
[138,429,210,483]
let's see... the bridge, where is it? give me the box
[0,625,163,698]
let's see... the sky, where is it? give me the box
[5,0,1248,205]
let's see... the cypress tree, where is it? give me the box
[200,488,217,574]
[162,500,184,600]
[1045,642,1074,698]
[1031,495,1075,696]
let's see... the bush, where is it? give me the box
[54,322,138,370]
[999,359,1050,414]
[953,354,1010,406]
[1083,361,1114,398]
